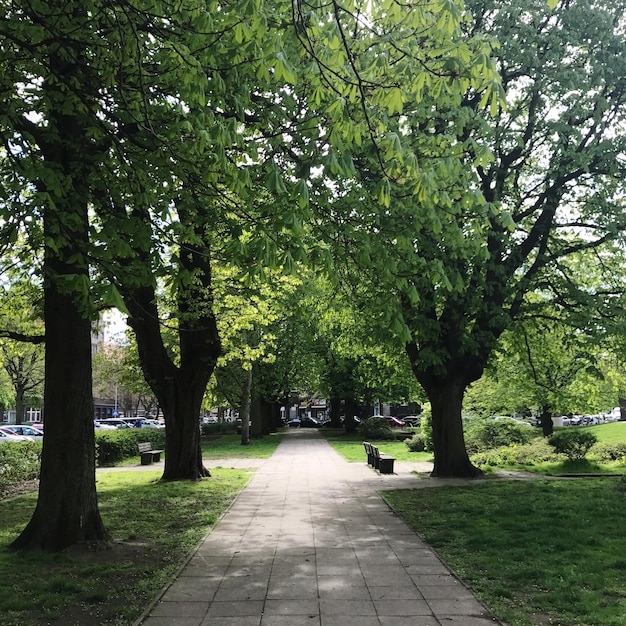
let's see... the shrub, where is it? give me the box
[360,418,394,440]
[420,408,433,451]
[472,439,560,468]
[465,419,534,454]
[589,442,626,463]
[0,441,42,493]
[200,421,237,436]
[548,429,598,461]
[95,427,166,466]
[405,431,426,452]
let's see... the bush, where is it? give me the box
[420,408,433,451]
[405,431,426,452]
[0,441,42,493]
[360,418,395,441]
[589,442,626,463]
[472,439,561,468]
[465,419,534,454]
[200,421,237,436]
[95,427,167,466]
[548,429,597,461]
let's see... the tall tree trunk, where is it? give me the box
[12,158,108,549]
[14,383,25,425]
[160,376,208,479]
[407,339,483,478]
[344,396,358,434]
[329,395,342,428]
[12,36,109,549]
[424,376,482,478]
[250,394,264,439]
[240,367,252,445]
[121,190,221,480]
[126,286,218,480]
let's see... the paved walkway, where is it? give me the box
[135,430,504,626]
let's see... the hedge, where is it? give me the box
[95,427,167,466]
[0,440,42,494]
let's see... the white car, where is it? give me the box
[2,425,44,440]
[94,420,118,430]
[0,427,28,442]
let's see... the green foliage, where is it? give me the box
[471,439,560,468]
[420,407,434,451]
[405,431,426,452]
[464,419,534,454]
[95,428,166,466]
[0,441,41,493]
[200,422,238,437]
[590,442,626,463]
[548,429,598,461]
[360,418,395,441]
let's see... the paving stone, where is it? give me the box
[133,431,505,626]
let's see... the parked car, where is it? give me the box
[371,415,406,427]
[402,415,421,426]
[94,418,131,429]
[141,418,165,428]
[287,416,321,428]
[300,416,321,428]
[2,425,44,440]
[0,428,28,442]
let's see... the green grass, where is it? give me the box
[201,432,284,458]
[383,478,626,626]
[585,421,626,444]
[0,469,252,625]
[321,431,432,463]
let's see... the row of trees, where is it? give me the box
[1,0,625,550]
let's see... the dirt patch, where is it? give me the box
[0,479,39,501]
[30,540,168,625]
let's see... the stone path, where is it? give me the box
[134,429,504,626]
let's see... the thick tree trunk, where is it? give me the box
[160,377,209,480]
[12,186,108,551]
[127,288,216,480]
[344,396,358,434]
[267,401,280,433]
[424,377,482,478]
[329,395,342,428]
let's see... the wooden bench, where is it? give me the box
[138,441,164,465]
[364,442,395,474]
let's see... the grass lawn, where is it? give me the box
[321,430,432,463]
[586,421,626,444]
[0,469,252,625]
[384,478,626,626]
[201,432,284,458]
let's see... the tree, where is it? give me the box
[0,280,45,424]
[0,0,503,548]
[210,268,306,443]
[325,0,626,476]
[1,1,114,548]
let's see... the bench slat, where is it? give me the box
[138,442,164,465]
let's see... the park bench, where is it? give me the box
[138,441,164,465]
[363,441,395,474]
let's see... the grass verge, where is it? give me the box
[383,477,626,626]
[201,432,284,458]
[321,431,433,463]
[0,468,252,625]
